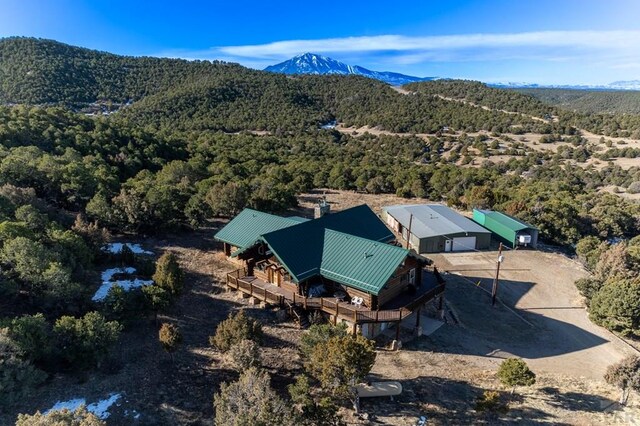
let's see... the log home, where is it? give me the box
[215,205,445,338]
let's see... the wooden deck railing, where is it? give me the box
[227,269,286,306]
[226,269,445,324]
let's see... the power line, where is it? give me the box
[446,270,535,328]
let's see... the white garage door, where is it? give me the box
[452,236,476,251]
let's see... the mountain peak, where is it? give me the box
[295,52,324,59]
[265,53,435,86]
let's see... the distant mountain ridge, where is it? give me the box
[265,53,436,86]
[491,80,640,91]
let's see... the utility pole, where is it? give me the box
[491,243,504,306]
[405,213,413,250]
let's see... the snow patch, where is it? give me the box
[47,398,85,413]
[46,393,121,419]
[320,120,337,130]
[88,394,121,419]
[103,242,153,255]
[92,267,153,301]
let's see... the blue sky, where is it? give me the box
[2,0,640,84]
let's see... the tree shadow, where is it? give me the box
[538,386,618,413]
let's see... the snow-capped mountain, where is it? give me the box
[264,53,435,86]
[608,80,640,90]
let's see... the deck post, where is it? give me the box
[395,321,401,342]
[249,281,253,297]
[352,323,357,337]
[334,302,339,325]
[375,309,379,322]
[293,293,296,305]
[415,308,421,327]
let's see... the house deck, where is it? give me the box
[381,271,441,311]
[226,268,445,325]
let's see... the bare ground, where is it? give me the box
[599,185,640,202]
[294,188,431,218]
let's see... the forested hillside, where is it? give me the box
[0,38,637,241]
[406,79,640,137]
[518,88,640,115]
[406,79,560,118]
[0,38,587,135]
[0,37,244,104]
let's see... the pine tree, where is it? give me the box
[153,252,184,296]
[158,323,182,361]
[497,358,536,395]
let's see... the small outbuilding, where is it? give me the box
[383,204,492,253]
[472,209,538,249]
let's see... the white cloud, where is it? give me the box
[152,30,640,81]
[213,31,640,59]
[160,30,637,59]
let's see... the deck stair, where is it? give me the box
[293,305,311,329]
[288,301,311,329]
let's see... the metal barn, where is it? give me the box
[472,209,539,249]
[383,204,492,253]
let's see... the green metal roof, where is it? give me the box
[259,204,395,282]
[261,227,411,295]
[259,206,412,294]
[217,205,410,295]
[474,209,537,232]
[259,223,323,282]
[214,209,307,250]
[320,230,410,294]
[315,204,395,243]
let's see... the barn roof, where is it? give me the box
[475,209,537,232]
[384,204,491,238]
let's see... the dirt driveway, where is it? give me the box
[429,249,636,380]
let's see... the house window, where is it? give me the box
[409,268,416,285]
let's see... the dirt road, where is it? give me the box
[430,249,635,380]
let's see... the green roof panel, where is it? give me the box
[474,209,536,232]
[260,222,324,282]
[214,209,306,250]
[320,230,409,294]
[317,205,395,243]
[259,204,396,284]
